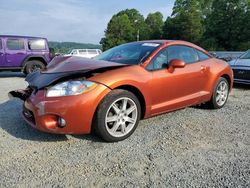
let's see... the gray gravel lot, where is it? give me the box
[0,72,249,187]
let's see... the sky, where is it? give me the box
[0,0,175,44]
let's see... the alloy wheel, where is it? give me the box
[215,80,229,106]
[105,97,138,138]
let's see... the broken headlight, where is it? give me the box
[46,81,97,97]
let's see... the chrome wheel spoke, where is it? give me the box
[126,106,136,115]
[106,115,118,123]
[125,117,135,124]
[122,99,128,111]
[111,122,120,133]
[217,90,222,95]
[112,103,120,114]
[216,95,221,103]
[121,124,126,134]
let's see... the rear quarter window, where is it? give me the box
[7,38,25,50]
[28,39,46,50]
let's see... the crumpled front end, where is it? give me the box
[8,72,116,134]
[9,82,111,134]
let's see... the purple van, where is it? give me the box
[0,35,53,74]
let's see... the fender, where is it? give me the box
[21,55,48,67]
[88,65,152,118]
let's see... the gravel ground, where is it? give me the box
[0,72,249,187]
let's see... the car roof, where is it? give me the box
[0,35,47,40]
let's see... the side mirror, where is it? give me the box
[168,59,185,73]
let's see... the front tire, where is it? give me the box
[207,77,229,109]
[93,89,141,142]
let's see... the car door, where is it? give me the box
[233,51,250,81]
[148,45,208,115]
[0,38,5,67]
[5,38,27,67]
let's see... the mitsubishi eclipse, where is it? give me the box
[9,40,233,142]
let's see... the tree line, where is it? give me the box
[101,0,250,51]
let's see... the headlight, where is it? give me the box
[46,81,97,97]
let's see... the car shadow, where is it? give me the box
[71,134,104,142]
[0,100,68,142]
[0,99,102,142]
[0,72,25,78]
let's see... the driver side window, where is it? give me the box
[147,48,168,71]
[168,45,199,64]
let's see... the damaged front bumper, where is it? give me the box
[8,88,33,101]
[9,84,111,134]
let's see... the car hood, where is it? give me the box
[228,59,237,66]
[26,56,127,90]
[43,56,125,73]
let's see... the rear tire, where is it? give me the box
[206,77,229,109]
[93,89,141,142]
[24,60,45,75]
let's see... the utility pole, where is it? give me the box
[134,19,140,41]
[137,29,140,41]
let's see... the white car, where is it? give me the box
[68,49,102,58]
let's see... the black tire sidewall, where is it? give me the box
[94,89,141,142]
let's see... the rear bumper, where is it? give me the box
[12,85,111,134]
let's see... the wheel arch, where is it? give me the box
[22,56,48,67]
[113,85,146,119]
[220,74,232,89]
[21,56,48,73]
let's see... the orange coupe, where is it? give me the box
[10,40,233,142]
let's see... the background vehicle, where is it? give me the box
[210,51,243,62]
[0,35,53,74]
[229,49,250,84]
[68,49,102,58]
[10,40,233,142]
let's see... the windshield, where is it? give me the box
[94,42,161,65]
[239,50,250,59]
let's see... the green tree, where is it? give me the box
[101,9,148,50]
[163,0,204,44]
[145,12,164,39]
[116,9,148,40]
[101,14,133,50]
[199,0,214,18]
[204,0,250,50]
